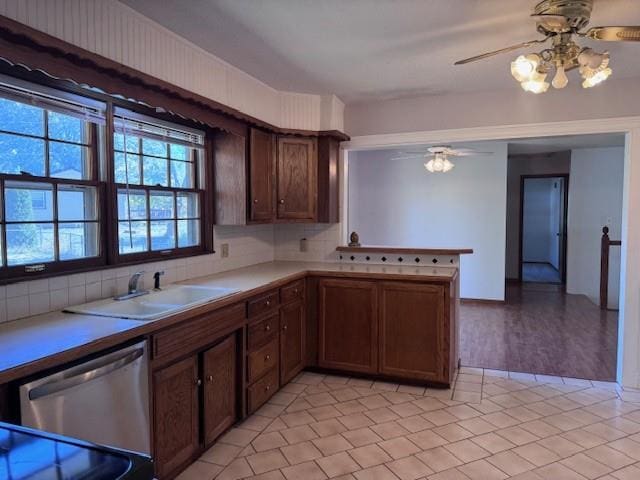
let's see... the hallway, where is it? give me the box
[460,284,618,381]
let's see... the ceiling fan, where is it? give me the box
[390,146,492,173]
[454,0,640,93]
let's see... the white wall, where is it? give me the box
[505,153,571,279]
[0,0,344,132]
[522,178,557,264]
[348,142,508,301]
[567,147,625,309]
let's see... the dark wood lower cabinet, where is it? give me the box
[152,355,199,480]
[379,282,445,382]
[318,278,378,374]
[280,300,305,384]
[203,335,237,446]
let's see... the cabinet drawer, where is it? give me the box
[152,303,245,365]
[248,366,278,414]
[248,313,278,351]
[248,290,279,319]
[280,280,304,304]
[248,337,279,383]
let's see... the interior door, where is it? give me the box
[276,137,317,220]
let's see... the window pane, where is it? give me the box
[142,138,167,157]
[113,133,140,153]
[177,192,199,219]
[49,141,90,180]
[114,152,141,184]
[0,98,44,136]
[169,144,187,161]
[118,220,148,254]
[59,222,99,260]
[6,222,55,265]
[143,156,168,186]
[5,182,53,222]
[58,186,97,221]
[150,220,175,251]
[178,219,199,248]
[47,111,84,143]
[150,191,174,219]
[170,160,194,188]
[117,190,147,220]
[0,133,45,176]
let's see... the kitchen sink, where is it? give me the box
[65,285,240,320]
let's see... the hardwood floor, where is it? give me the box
[522,262,562,284]
[460,283,618,381]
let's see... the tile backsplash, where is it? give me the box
[0,222,344,324]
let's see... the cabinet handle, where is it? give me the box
[279,199,285,204]
[206,375,213,383]
[265,354,271,361]
[195,379,202,387]
[265,324,271,332]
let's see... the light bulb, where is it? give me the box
[425,160,435,173]
[511,54,539,82]
[552,65,569,89]
[442,159,454,172]
[582,67,612,88]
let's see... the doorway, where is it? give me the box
[519,174,569,285]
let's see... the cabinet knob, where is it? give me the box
[265,324,271,332]
[266,300,271,306]
[283,325,288,332]
[253,198,259,203]
[279,199,285,204]
[265,354,271,361]
[207,375,213,383]
[265,385,271,392]
[195,379,202,387]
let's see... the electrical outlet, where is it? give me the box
[221,243,229,258]
[300,238,308,252]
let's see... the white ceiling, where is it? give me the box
[507,133,625,155]
[122,0,640,104]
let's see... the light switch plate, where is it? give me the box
[221,243,229,258]
[300,238,308,252]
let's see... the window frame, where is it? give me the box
[0,70,215,283]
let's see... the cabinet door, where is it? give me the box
[152,355,199,479]
[203,335,237,446]
[280,300,305,384]
[277,137,317,220]
[379,282,445,382]
[318,278,378,374]
[249,128,275,222]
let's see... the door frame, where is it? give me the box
[342,115,640,388]
[518,173,570,285]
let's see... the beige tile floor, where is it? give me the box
[177,368,640,480]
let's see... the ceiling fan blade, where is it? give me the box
[454,38,548,65]
[452,150,494,157]
[389,155,424,161]
[583,26,640,41]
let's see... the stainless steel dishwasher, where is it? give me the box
[19,340,150,454]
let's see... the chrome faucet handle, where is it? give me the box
[153,271,165,290]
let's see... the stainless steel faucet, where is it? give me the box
[114,271,149,301]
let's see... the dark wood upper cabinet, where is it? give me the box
[318,278,378,374]
[202,335,237,446]
[152,355,200,479]
[317,137,340,223]
[213,129,248,225]
[277,137,317,221]
[249,128,275,222]
[280,300,305,384]
[378,282,445,382]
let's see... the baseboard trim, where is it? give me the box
[460,298,505,305]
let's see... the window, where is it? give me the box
[0,78,105,271]
[113,109,205,258]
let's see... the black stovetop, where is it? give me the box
[0,422,153,480]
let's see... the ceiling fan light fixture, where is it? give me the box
[520,70,550,93]
[579,51,612,88]
[582,66,612,88]
[424,154,455,173]
[510,54,541,82]
[552,64,569,88]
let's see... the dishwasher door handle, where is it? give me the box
[28,347,144,401]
